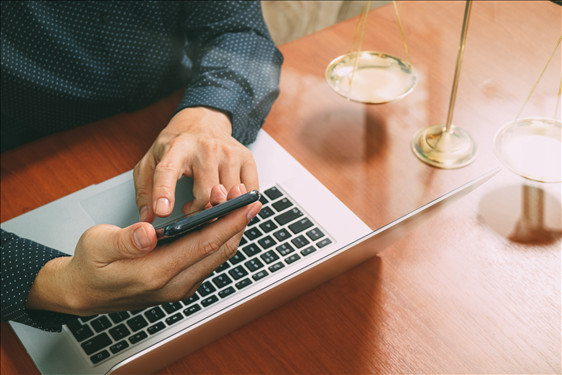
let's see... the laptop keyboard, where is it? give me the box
[64,186,333,366]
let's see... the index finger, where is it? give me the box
[133,156,156,222]
[152,153,185,217]
[240,157,259,192]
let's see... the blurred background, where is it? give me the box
[262,1,391,45]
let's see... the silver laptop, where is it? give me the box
[1,130,497,374]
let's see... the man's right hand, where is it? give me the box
[26,184,261,316]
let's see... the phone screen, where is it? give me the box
[155,190,260,242]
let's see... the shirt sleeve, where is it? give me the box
[177,0,283,145]
[1,229,77,331]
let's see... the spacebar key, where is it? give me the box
[274,208,303,226]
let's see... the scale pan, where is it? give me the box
[325,51,416,104]
[494,117,562,182]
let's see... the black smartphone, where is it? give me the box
[155,189,260,242]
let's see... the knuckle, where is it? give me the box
[135,189,150,204]
[222,242,238,260]
[200,238,222,256]
[154,161,178,176]
[112,232,130,256]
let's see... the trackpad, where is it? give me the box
[80,177,195,227]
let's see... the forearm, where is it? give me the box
[1,229,77,331]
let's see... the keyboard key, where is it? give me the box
[80,315,97,323]
[248,216,260,226]
[289,218,313,234]
[264,186,283,200]
[317,238,333,248]
[259,220,278,233]
[272,197,293,212]
[239,236,248,246]
[201,295,219,307]
[245,258,265,272]
[257,235,276,250]
[109,324,131,341]
[258,206,275,219]
[161,301,183,314]
[301,246,316,256]
[108,311,130,324]
[259,194,269,205]
[147,322,166,335]
[67,321,94,342]
[127,315,148,332]
[110,340,129,354]
[269,262,285,273]
[215,261,230,273]
[291,235,310,248]
[245,227,263,240]
[212,273,233,289]
[306,228,325,241]
[228,265,249,280]
[66,318,83,331]
[242,243,261,257]
[184,304,202,317]
[144,306,165,323]
[218,286,236,298]
[260,250,279,264]
[182,293,200,305]
[197,281,216,297]
[129,331,148,344]
[90,350,110,364]
[165,313,184,326]
[273,228,291,242]
[252,270,269,281]
[82,333,112,355]
[229,252,246,265]
[286,254,301,264]
[275,208,303,225]
[276,242,295,256]
[235,278,252,290]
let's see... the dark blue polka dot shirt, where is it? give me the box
[1,0,283,150]
[0,0,282,331]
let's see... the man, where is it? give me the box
[1,0,282,331]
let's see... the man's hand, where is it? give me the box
[26,184,261,316]
[133,107,259,223]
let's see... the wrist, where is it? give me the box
[26,256,85,316]
[170,106,232,137]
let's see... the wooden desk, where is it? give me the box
[2,1,560,373]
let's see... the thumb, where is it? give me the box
[88,222,158,262]
[129,222,158,256]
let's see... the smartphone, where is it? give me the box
[155,189,260,242]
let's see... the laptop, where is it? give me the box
[1,130,498,374]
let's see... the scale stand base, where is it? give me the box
[411,124,477,169]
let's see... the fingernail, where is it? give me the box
[218,184,228,197]
[155,197,170,215]
[139,206,148,221]
[133,226,151,250]
[246,203,261,222]
[240,183,247,193]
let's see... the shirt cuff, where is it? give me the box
[1,229,78,332]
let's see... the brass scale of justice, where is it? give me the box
[325,0,562,183]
